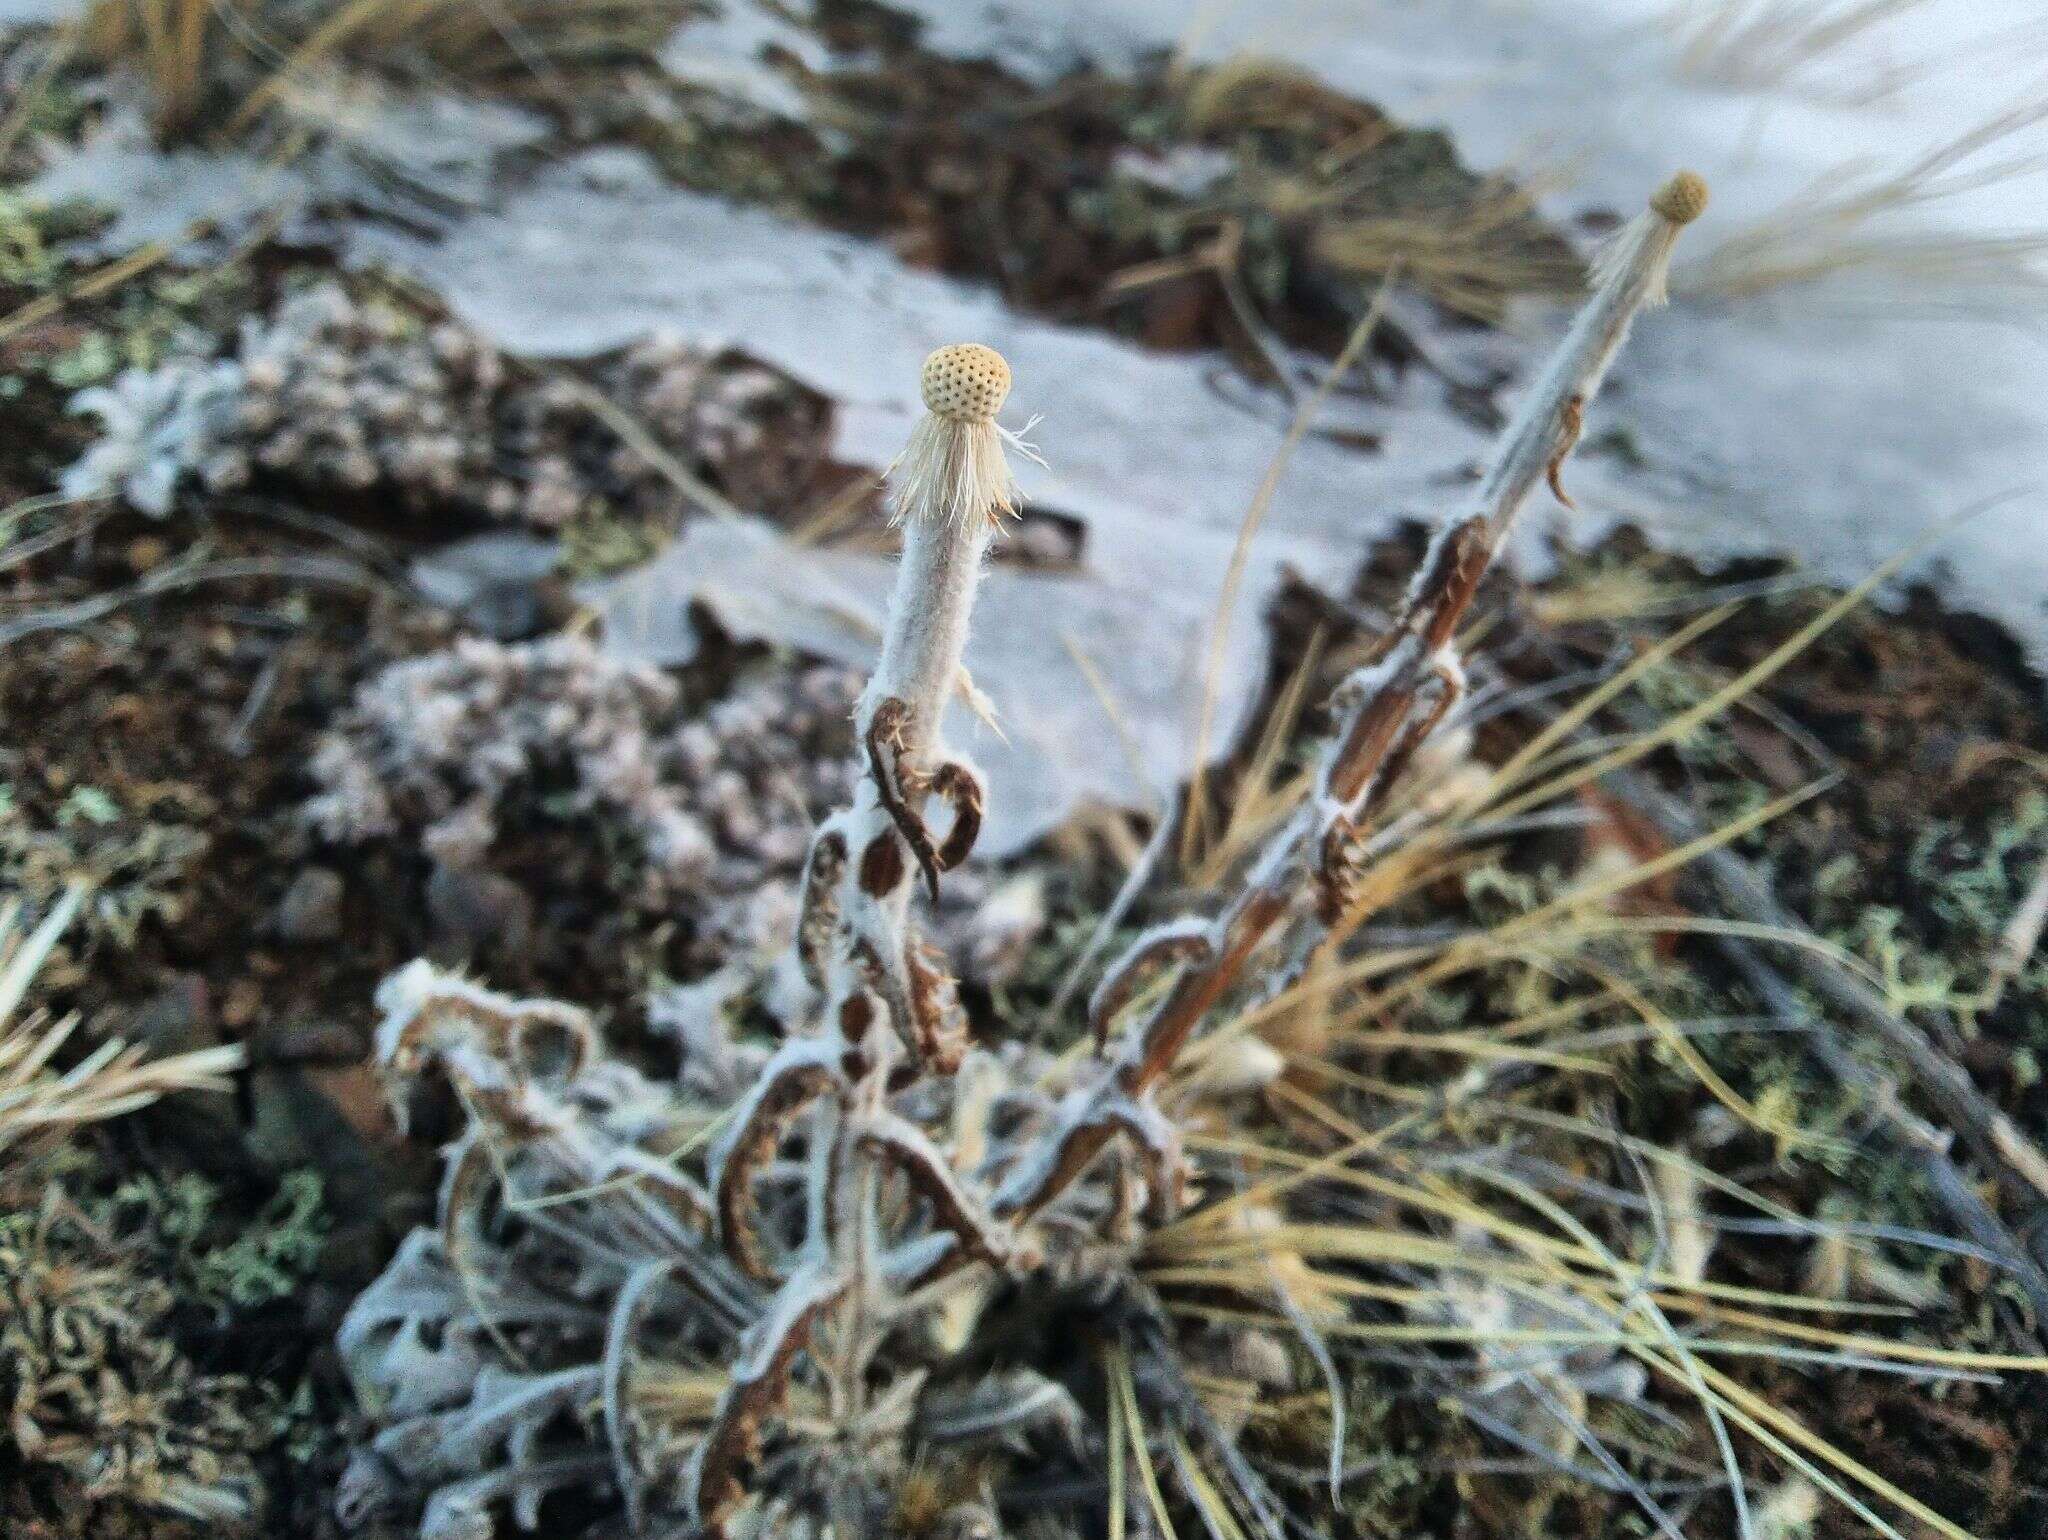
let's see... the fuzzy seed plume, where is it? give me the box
[1466,169,1709,547]
[891,343,1038,530]
[1592,169,1712,309]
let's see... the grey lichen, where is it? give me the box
[304,635,859,945]
[57,277,826,526]
[58,353,246,516]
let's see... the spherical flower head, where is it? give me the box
[920,344,1011,423]
[1651,171,1709,227]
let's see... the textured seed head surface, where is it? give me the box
[921,344,1011,422]
[1651,170,1709,226]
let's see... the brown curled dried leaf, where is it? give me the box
[903,932,969,1076]
[1087,921,1215,1052]
[690,1264,848,1532]
[927,759,984,873]
[865,696,951,902]
[795,828,847,992]
[856,1110,1028,1273]
[708,1042,844,1282]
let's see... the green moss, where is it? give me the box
[100,1169,328,1314]
[0,777,210,948]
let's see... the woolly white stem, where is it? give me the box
[860,506,993,761]
[1468,170,1708,552]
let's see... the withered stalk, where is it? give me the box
[997,172,1712,1228]
[692,344,1030,1531]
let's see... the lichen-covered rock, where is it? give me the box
[60,281,831,526]
[303,635,860,943]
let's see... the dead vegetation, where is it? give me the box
[4,7,2047,1539]
[0,884,273,1531]
[329,174,2048,1540]
[638,36,1580,336]
[0,885,241,1161]
[1667,0,1938,101]
[1685,102,2048,304]
[78,0,674,140]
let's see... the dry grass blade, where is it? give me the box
[1687,100,2048,301]
[80,0,672,141]
[1309,177,1581,319]
[1669,0,1937,98]
[0,885,244,1159]
[1184,274,1400,869]
[1109,1348,1179,1539]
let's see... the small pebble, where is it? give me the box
[426,860,535,960]
[274,866,346,943]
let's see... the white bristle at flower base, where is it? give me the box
[890,343,1041,532]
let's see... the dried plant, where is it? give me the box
[334,175,1794,1540]
[1,1198,273,1526]
[0,885,243,1162]
[346,168,2048,1539]
[1,885,261,1527]
[79,0,673,141]
[1682,103,2048,304]
[1667,0,1937,101]
[1168,56,1583,321]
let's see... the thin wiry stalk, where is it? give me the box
[996,172,1710,1230]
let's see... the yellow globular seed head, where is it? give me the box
[1651,170,1710,227]
[920,343,1012,423]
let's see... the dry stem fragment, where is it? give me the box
[997,173,1710,1227]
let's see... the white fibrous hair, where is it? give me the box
[887,342,1041,534]
[1472,169,1709,539]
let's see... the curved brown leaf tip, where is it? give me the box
[1087,921,1215,1052]
[710,1044,843,1282]
[691,1266,848,1530]
[929,760,984,873]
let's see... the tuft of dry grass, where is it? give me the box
[1684,102,2048,304]
[1138,670,2044,1539]
[78,0,676,140]
[0,884,244,1162]
[1667,0,1938,102]
[1166,55,1584,321]
[1308,175,1582,320]
[77,0,225,138]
